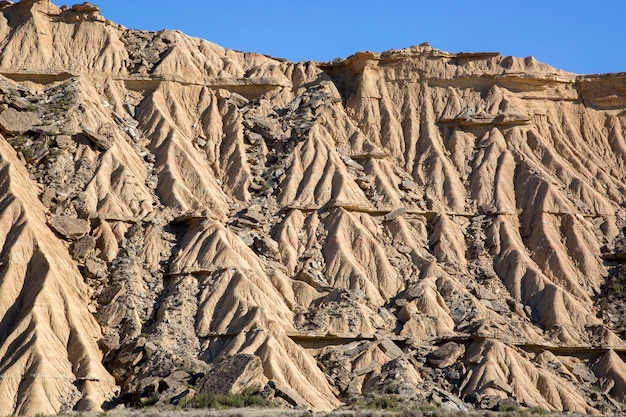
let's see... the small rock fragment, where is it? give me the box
[254,236,280,258]
[229,92,250,107]
[397,245,412,254]
[385,208,406,221]
[198,354,264,395]
[0,108,41,135]
[71,2,100,13]
[48,215,90,240]
[54,134,73,148]
[496,397,520,411]
[72,236,97,260]
[81,126,112,150]
[241,209,265,224]
[400,179,415,191]
[427,342,465,369]
[344,158,364,171]
[85,257,107,279]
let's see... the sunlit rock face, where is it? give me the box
[0,1,625,415]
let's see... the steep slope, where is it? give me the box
[0,0,625,415]
[0,138,116,415]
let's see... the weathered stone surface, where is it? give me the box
[71,2,100,13]
[254,236,280,258]
[0,108,40,134]
[496,397,520,411]
[72,235,96,260]
[264,380,309,409]
[48,215,90,239]
[197,354,265,395]
[385,208,406,221]
[0,2,624,416]
[439,389,471,412]
[54,134,73,148]
[81,126,112,150]
[427,342,465,369]
[397,245,412,254]
[241,208,265,224]
[84,257,106,279]
[7,95,32,111]
[398,301,418,323]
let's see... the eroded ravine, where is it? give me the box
[0,1,625,415]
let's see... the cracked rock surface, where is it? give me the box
[0,1,625,415]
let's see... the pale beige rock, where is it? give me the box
[461,339,596,413]
[0,108,41,134]
[593,351,626,403]
[81,126,112,150]
[427,342,465,369]
[48,215,90,239]
[0,138,116,416]
[197,354,266,395]
[0,0,623,415]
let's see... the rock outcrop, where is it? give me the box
[0,0,625,415]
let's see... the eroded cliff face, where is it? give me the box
[0,1,625,415]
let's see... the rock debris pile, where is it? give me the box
[0,0,625,415]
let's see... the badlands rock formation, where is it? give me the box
[0,0,625,415]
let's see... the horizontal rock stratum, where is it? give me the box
[0,0,625,415]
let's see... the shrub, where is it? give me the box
[140,394,159,407]
[13,135,25,146]
[522,406,549,415]
[21,147,33,160]
[364,395,400,410]
[179,386,268,409]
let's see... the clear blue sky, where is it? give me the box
[97,1,625,75]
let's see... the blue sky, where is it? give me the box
[97,1,625,75]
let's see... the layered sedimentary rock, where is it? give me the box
[0,0,625,415]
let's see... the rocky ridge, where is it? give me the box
[0,0,625,415]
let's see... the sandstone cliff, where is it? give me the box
[0,1,625,415]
